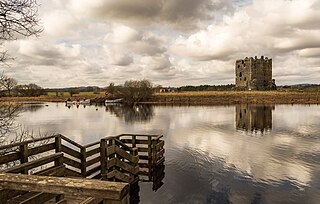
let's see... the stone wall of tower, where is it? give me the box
[235,56,275,90]
[235,57,252,89]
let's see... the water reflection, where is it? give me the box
[105,104,154,123]
[236,104,274,133]
[10,103,320,204]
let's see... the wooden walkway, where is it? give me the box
[0,134,165,203]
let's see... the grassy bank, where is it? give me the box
[148,91,320,105]
[0,91,319,105]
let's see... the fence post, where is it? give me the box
[81,147,87,177]
[19,144,28,174]
[100,138,107,180]
[55,136,63,167]
[132,135,136,148]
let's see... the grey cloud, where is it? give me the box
[70,0,231,30]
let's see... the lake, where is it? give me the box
[5,103,320,204]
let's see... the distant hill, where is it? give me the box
[289,84,320,87]
[45,86,103,92]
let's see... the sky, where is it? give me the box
[1,0,320,88]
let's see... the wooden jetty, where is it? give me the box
[0,134,165,203]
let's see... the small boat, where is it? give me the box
[80,99,90,104]
[105,98,123,104]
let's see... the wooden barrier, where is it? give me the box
[0,133,165,203]
[0,173,129,204]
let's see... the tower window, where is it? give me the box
[244,77,247,81]
[239,72,242,77]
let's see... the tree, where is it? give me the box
[0,73,17,96]
[15,83,44,96]
[0,104,20,144]
[0,0,42,62]
[107,82,115,95]
[115,80,153,105]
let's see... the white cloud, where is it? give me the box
[1,0,320,87]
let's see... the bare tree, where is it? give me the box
[0,73,17,96]
[0,0,42,62]
[0,104,20,144]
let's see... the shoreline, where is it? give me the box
[0,91,319,105]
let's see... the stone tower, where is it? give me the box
[235,56,276,90]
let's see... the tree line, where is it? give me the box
[0,73,44,97]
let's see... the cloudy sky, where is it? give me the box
[2,0,320,88]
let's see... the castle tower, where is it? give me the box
[235,56,276,90]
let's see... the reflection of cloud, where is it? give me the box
[13,104,320,203]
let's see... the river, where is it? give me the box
[4,103,320,204]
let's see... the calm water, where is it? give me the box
[7,103,320,203]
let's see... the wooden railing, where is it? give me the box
[0,173,130,204]
[0,133,165,203]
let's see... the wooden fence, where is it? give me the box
[0,134,165,203]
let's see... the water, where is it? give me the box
[5,103,320,203]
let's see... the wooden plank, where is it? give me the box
[105,170,132,183]
[107,158,139,175]
[156,149,165,160]
[86,156,101,168]
[100,139,107,179]
[83,141,100,149]
[35,165,65,177]
[86,147,100,158]
[28,143,56,156]
[64,168,82,177]
[20,144,28,174]
[0,135,57,151]
[80,197,102,204]
[61,145,81,159]
[63,156,82,170]
[0,152,20,165]
[138,155,149,160]
[106,158,116,170]
[16,192,58,204]
[120,139,149,145]
[0,166,65,203]
[55,137,63,166]
[0,189,24,203]
[85,166,101,178]
[56,198,68,204]
[113,138,132,152]
[0,173,130,201]
[114,146,139,164]
[138,163,150,168]
[81,147,87,177]
[155,141,164,151]
[60,135,83,149]
[106,146,115,156]
[137,147,148,152]
[3,153,63,173]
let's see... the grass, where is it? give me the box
[1,90,319,104]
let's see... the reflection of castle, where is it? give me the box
[236,104,274,132]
